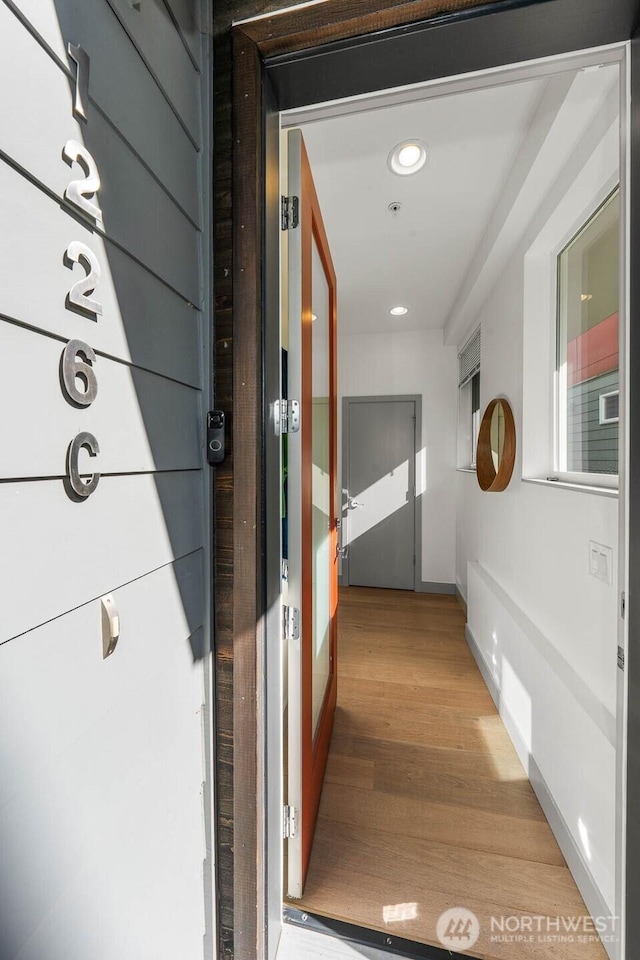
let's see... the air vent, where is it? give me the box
[599,390,619,424]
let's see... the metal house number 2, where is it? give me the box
[63,43,102,500]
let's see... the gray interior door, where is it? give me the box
[344,397,417,590]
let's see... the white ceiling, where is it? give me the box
[298,77,550,337]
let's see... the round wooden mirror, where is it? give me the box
[476,398,516,492]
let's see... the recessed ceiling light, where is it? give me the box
[388,140,428,176]
[390,306,409,316]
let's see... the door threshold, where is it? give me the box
[283,905,481,960]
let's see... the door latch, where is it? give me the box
[336,517,348,559]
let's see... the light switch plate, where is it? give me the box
[589,541,613,585]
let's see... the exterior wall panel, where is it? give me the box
[0,554,205,960]
[0,470,203,656]
[0,4,200,301]
[0,1,213,956]
[0,325,201,477]
[568,369,620,474]
[105,0,202,143]
[165,0,203,69]
[9,0,201,222]
[0,158,201,384]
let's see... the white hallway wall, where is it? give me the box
[338,328,457,586]
[456,100,619,914]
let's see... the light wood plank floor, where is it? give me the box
[288,587,607,960]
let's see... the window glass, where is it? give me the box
[457,328,481,470]
[557,190,619,477]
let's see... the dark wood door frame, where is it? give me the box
[220,2,640,957]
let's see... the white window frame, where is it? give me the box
[553,188,621,490]
[523,155,623,492]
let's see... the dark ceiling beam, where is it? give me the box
[234,0,516,54]
[265,0,640,107]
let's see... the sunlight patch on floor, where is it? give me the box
[383,902,418,924]
[474,715,529,781]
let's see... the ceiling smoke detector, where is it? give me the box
[388,140,428,176]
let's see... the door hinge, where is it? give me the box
[283,605,300,642]
[283,804,298,838]
[275,398,300,435]
[281,195,299,230]
[618,645,625,671]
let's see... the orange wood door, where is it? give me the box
[286,128,338,898]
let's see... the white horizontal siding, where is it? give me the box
[0,553,206,960]
[0,320,201,478]
[0,2,211,956]
[0,3,200,302]
[0,470,204,644]
[0,157,201,385]
[5,0,201,223]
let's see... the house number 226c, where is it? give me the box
[62,43,102,500]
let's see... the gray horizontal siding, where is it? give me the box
[0,3,210,956]
[0,552,205,960]
[4,0,201,224]
[0,550,204,806]
[165,0,203,69]
[0,3,200,303]
[105,0,201,143]
[0,470,204,644]
[0,320,202,479]
[0,159,201,386]
[568,370,619,474]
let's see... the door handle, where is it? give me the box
[336,518,348,559]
